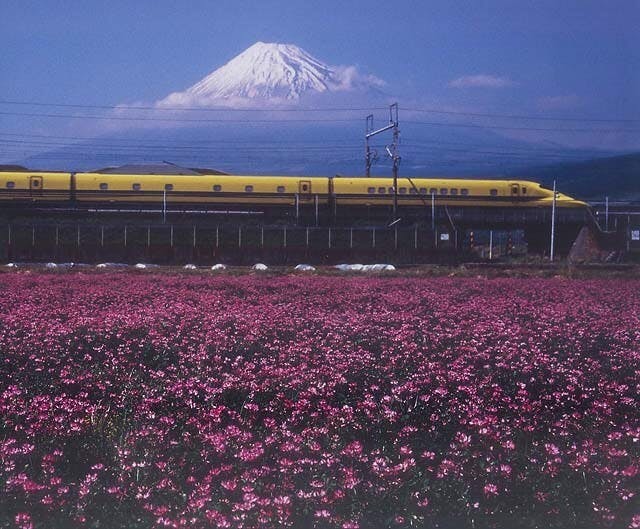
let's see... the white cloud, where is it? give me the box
[156,92,258,109]
[328,65,386,92]
[449,75,515,88]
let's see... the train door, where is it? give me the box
[298,180,312,201]
[29,176,43,196]
[510,183,520,199]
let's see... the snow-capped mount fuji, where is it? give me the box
[158,41,385,107]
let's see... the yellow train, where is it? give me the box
[0,170,587,212]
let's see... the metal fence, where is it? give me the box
[0,223,465,265]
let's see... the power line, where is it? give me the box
[402,107,640,123]
[0,134,359,147]
[0,137,606,161]
[0,111,356,124]
[0,135,617,162]
[0,152,579,167]
[0,132,360,146]
[0,151,587,164]
[0,131,611,156]
[1,99,638,123]
[0,138,363,151]
[0,142,609,162]
[402,120,640,134]
[0,100,385,113]
[1,110,638,133]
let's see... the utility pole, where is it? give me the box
[364,103,400,217]
[489,230,493,260]
[163,188,167,224]
[365,115,375,177]
[386,103,400,218]
[431,192,435,232]
[550,179,557,261]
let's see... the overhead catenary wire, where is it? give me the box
[0,147,610,165]
[401,107,640,123]
[2,100,636,169]
[0,131,621,164]
[0,139,593,164]
[0,111,358,124]
[1,99,638,123]
[0,157,600,169]
[0,132,365,146]
[0,100,387,113]
[1,110,638,133]
[0,131,611,155]
[0,139,608,161]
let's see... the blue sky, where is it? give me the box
[1,0,639,159]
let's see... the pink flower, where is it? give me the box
[0,274,637,528]
[221,479,237,491]
[545,443,560,455]
[14,513,33,529]
[483,483,499,497]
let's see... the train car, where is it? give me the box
[332,177,585,208]
[73,172,329,209]
[0,171,71,204]
[0,169,587,215]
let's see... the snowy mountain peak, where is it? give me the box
[158,42,384,107]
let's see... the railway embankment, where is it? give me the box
[2,261,639,279]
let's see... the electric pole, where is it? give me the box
[365,114,375,177]
[550,179,557,261]
[365,103,400,218]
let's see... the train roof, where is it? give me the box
[93,162,228,175]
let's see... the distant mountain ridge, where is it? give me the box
[158,41,384,107]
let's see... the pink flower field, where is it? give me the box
[0,273,638,529]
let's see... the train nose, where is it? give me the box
[557,194,588,208]
[540,193,587,208]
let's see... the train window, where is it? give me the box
[450,188,458,195]
[440,188,448,195]
[389,187,395,194]
[213,184,222,192]
[277,186,285,193]
[6,181,15,189]
[132,183,141,191]
[409,188,417,194]
[490,189,498,196]
[420,188,427,194]
[99,183,108,190]
[378,187,386,194]
[367,187,375,194]
[399,187,407,194]
[429,188,437,195]
[32,180,40,187]
[522,186,527,195]
[461,188,469,196]
[164,183,173,191]
[245,185,254,193]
